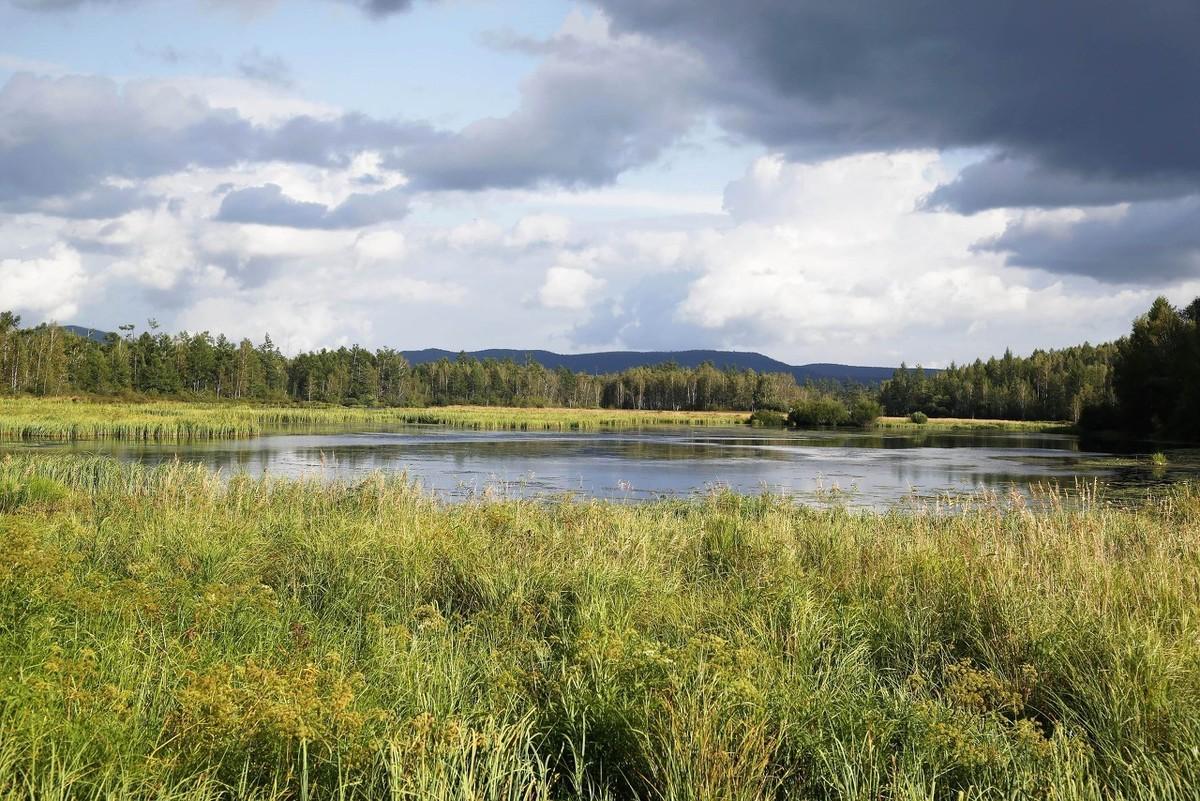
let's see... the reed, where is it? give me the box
[875,415,1073,432]
[0,398,749,442]
[1,454,1197,799]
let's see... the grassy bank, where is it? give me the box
[876,416,1073,433]
[0,398,748,442]
[1,455,1198,799]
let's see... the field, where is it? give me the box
[1,454,1198,799]
[0,398,749,442]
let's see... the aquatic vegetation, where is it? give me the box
[0,454,1198,799]
[877,415,1069,432]
[0,398,749,442]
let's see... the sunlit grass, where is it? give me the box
[0,398,749,442]
[1,454,1197,799]
[876,415,1072,432]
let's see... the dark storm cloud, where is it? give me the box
[922,156,1199,214]
[215,183,410,229]
[979,197,1200,284]
[595,0,1200,209]
[398,29,702,190]
[0,73,431,213]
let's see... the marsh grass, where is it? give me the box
[877,416,1072,433]
[0,398,749,442]
[1,454,1198,799]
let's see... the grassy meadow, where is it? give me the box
[0,398,749,442]
[1,454,1198,799]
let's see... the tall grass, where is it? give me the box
[0,398,749,442]
[1,454,1198,799]
[876,415,1072,432]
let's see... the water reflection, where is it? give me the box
[8,426,1195,508]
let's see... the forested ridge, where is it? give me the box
[0,311,810,411]
[1,295,1196,437]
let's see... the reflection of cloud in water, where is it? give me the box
[8,425,1196,509]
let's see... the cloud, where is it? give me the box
[350,0,418,15]
[538,266,604,310]
[353,229,406,264]
[981,197,1200,284]
[922,155,1197,214]
[619,152,1158,359]
[9,0,132,8]
[1,145,1172,363]
[236,48,293,89]
[399,12,704,190]
[0,244,87,319]
[1,185,161,219]
[216,183,410,229]
[508,214,571,248]
[8,0,425,15]
[580,1,1200,286]
[594,0,1200,209]
[0,73,432,215]
[569,270,715,350]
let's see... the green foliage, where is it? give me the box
[787,395,850,427]
[1110,296,1200,439]
[848,394,883,427]
[1,455,1198,798]
[910,411,929,425]
[0,313,814,412]
[748,409,787,427]
[881,344,1116,423]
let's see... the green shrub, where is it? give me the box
[788,396,850,427]
[910,411,929,424]
[748,409,787,427]
[849,395,883,427]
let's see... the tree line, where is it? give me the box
[1103,296,1200,440]
[879,343,1117,423]
[0,313,817,412]
[2,295,1196,437]
[877,295,1200,440]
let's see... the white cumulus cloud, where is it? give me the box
[538,266,604,310]
[0,244,87,320]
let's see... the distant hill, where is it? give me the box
[63,325,113,343]
[399,348,898,385]
[59,324,900,384]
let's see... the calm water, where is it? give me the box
[10,426,1197,507]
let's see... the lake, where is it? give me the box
[8,425,1196,508]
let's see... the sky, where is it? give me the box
[1,0,1198,366]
